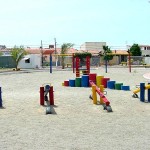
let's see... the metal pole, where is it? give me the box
[0,87,2,107]
[54,38,57,67]
[50,54,52,73]
[41,40,43,68]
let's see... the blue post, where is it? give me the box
[148,83,150,102]
[50,54,52,73]
[140,83,145,102]
[0,87,2,107]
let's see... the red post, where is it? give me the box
[49,86,54,105]
[40,87,44,105]
[76,57,80,77]
[72,53,75,73]
[86,56,90,74]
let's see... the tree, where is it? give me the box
[102,45,113,73]
[129,44,142,56]
[102,46,113,61]
[10,46,28,70]
[0,51,3,56]
[61,43,74,69]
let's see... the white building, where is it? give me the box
[127,45,150,56]
[80,42,106,52]
[18,54,41,69]
[139,45,150,56]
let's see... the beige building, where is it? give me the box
[80,42,106,52]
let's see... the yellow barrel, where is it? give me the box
[96,76,104,87]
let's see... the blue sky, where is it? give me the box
[0,0,150,49]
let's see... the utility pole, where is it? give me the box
[41,40,43,68]
[54,38,57,67]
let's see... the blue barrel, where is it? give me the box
[107,81,116,89]
[121,85,130,91]
[81,75,89,87]
[69,79,75,87]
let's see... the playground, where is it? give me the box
[0,66,150,150]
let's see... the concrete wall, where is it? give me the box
[80,42,106,51]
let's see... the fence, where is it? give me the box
[0,56,16,68]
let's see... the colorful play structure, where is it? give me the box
[75,56,90,77]
[63,73,130,90]
[0,87,2,108]
[49,53,91,77]
[63,71,130,112]
[40,84,54,114]
[133,83,150,102]
[89,80,112,112]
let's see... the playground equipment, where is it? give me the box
[0,87,2,108]
[40,84,54,114]
[89,80,112,112]
[50,54,74,73]
[133,83,150,102]
[75,56,90,77]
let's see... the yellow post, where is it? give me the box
[100,85,104,104]
[145,85,150,90]
[62,83,64,86]
[133,88,140,94]
[96,76,104,87]
[92,85,97,104]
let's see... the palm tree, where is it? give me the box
[61,43,74,69]
[103,46,113,73]
[0,51,3,56]
[10,46,28,70]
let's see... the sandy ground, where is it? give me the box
[0,66,150,150]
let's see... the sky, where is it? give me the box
[0,0,150,49]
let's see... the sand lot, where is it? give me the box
[0,67,150,150]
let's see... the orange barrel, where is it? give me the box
[64,80,69,86]
[101,78,110,88]
[89,73,97,84]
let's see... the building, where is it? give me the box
[80,42,106,52]
[127,45,150,56]
[139,45,150,56]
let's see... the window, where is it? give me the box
[25,58,30,63]
[147,47,150,50]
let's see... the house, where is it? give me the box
[18,54,41,69]
[18,48,55,69]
